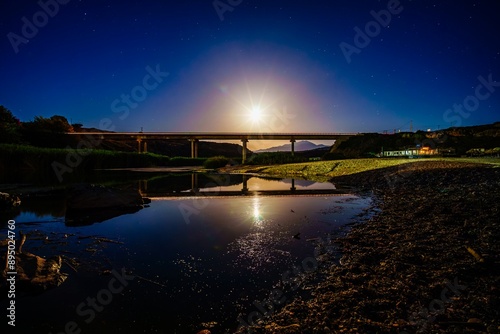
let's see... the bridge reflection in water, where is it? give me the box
[137,174,352,198]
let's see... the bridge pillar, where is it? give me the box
[290,139,296,156]
[190,139,199,158]
[191,173,199,192]
[138,180,148,196]
[241,139,248,164]
[137,138,142,153]
[242,174,248,192]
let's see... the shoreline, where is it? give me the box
[2,158,499,333]
[235,160,500,333]
[220,157,500,182]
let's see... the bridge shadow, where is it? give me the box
[136,173,351,198]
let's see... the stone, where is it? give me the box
[67,184,144,210]
[65,184,147,225]
[0,192,21,209]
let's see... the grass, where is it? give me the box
[0,144,172,183]
[430,156,500,166]
[3,143,499,184]
[203,156,230,169]
[241,157,500,182]
[0,144,171,167]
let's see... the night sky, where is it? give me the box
[1,1,500,146]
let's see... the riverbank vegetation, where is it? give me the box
[203,156,230,169]
[0,144,205,183]
[230,157,500,182]
[0,105,247,157]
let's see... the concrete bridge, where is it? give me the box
[68,132,359,163]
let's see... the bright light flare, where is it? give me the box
[250,106,263,122]
[252,197,263,226]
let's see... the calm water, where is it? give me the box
[0,173,373,334]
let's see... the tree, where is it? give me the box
[0,105,22,143]
[21,115,74,147]
[49,115,74,133]
[26,115,73,133]
[72,123,83,132]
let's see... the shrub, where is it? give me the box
[203,156,229,169]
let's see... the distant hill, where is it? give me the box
[255,140,330,153]
[326,122,500,159]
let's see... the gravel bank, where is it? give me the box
[236,161,500,334]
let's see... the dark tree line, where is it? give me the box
[0,105,75,148]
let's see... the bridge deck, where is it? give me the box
[68,132,359,140]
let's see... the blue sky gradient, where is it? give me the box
[1,0,499,140]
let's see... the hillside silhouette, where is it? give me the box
[326,122,500,159]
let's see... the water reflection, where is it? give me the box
[0,173,373,333]
[252,197,263,225]
[139,173,346,199]
[2,173,346,227]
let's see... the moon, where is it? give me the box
[250,106,262,122]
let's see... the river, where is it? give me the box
[0,172,374,334]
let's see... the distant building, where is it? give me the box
[439,148,457,156]
[466,148,500,157]
[466,148,485,156]
[379,146,440,157]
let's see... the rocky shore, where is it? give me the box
[237,161,500,333]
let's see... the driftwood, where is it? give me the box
[0,192,20,209]
[1,232,68,292]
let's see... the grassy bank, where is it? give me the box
[233,157,500,181]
